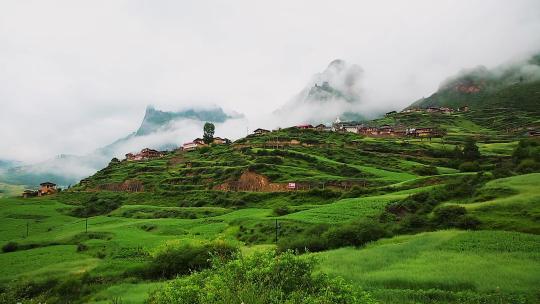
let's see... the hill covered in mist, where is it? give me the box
[408,53,540,113]
[0,107,244,187]
[274,59,369,124]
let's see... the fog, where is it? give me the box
[1,0,540,164]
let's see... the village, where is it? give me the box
[120,108,452,163]
[18,106,466,197]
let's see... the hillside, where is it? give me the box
[0,106,242,187]
[1,122,539,303]
[409,54,540,115]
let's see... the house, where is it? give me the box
[527,130,540,137]
[253,128,270,136]
[358,126,379,136]
[332,117,362,133]
[193,138,206,145]
[440,107,454,114]
[343,124,359,133]
[38,182,57,196]
[315,124,327,131]
[182,142,201,151]
[140,148,163,158]
[126,148,163,161]
[385,111,397,116]
[426,107,442,113]
[413,127,445,138]
[378,125,395,136]
[394,126,408,136]
[296,124,314,130]
[458,105,470,112]
[22,190,38,198]
[213,137,230,145]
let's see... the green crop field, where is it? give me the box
[315,230,540,303]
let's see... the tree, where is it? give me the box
[453,145,463,159]
[203,122,215,144]
[462,137,480,161]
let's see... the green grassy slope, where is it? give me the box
[315,230,540,303]
[447,173,540,233]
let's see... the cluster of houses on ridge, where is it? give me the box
[392,105,469,115]
[123,137,231,162]
[253,117,445,138]
[22,182,57,198]
[181,137,230,152]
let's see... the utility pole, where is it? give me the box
[85,217,88,233]
[26,221,29,238]
[275,219,280,243]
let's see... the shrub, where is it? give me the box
[147,250,374,304]
[2,241,18,253]
[324,220,389,249]
[462,138,481,161]
[400,214,429,231]
[459,161,480,172]
[144,240,238,279]
[516,158,540,173]
[70,194,123,217]
[413,165,439,176]
[76,243,88,252]
[198,146,211,154]
[512,138,540,163]
[431,205,479,229]
[272,204,291,216]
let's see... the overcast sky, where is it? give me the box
[1,0,540,163]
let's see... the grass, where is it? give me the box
[0,245,99,283]
[447,173,540,233]
[282,192,411,223]
[89,282,164,304]
[315,230,540,303]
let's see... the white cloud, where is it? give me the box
[1,0,540,162]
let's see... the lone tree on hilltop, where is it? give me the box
[203,122,215,144]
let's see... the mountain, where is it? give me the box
[0,106,242,187]
[136,106,234,136]
[408,53,540,113]
[0,159,20,171]
[274,59,368,124]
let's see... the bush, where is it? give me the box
[144,240,238,279]
[277,224,330,253]
[431,205,479,229]
[147,250,375,304]
[70,194,123,217]
[76,243,88,252]
[400,214,429,231]
[459,161,480,172]
[462,137,481,161]
[323,220,389,249]
[516,158,540,173]
[2,241,18,253]
[413,165,439,176]
[272,204,291,216]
